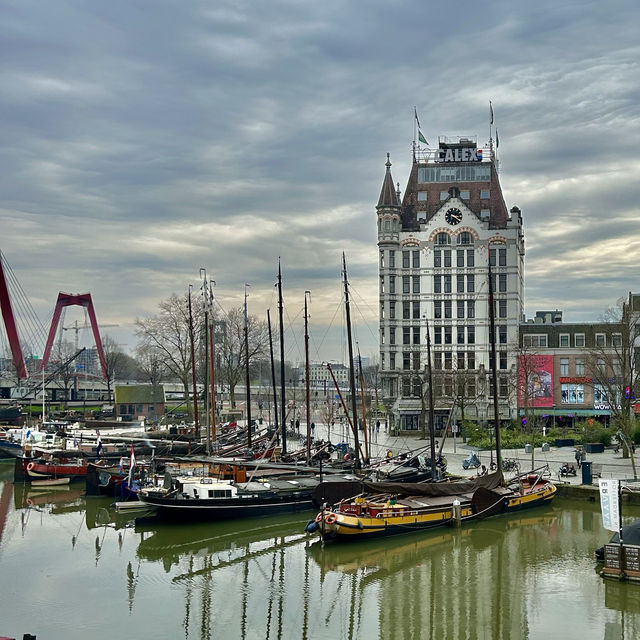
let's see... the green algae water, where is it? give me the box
[1,462,639,640]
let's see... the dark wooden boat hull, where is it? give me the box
[138,492,315,521]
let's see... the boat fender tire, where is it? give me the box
[357,520,363,529]
[314,512,323,523]
[27,462,35,471]
[325,513,337,524]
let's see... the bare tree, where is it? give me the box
[586,296,640,476]
[135,293,202,415]
[217,306,269,408]
[134,344,167,386]
[53,340,77,408]
[102,334,133,401]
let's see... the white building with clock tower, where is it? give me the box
[377,135,524,433]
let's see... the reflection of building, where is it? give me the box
[378,134,523,432]
[519,309,627,427]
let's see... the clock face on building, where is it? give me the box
[445,207,463,225]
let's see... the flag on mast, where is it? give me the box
[128,444,135,487]
[414,106,421,129]
[490,101,494,125]
[496,129,499,148]
[418,130,428,145]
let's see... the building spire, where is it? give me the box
[377,153,400,208]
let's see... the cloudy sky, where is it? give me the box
[1,0,639,365]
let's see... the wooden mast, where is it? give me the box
[267,309,279,441]
[488,256,502,472]
[342,253,361,467]
[244,283,252,447]
[187,286,199,442]
[304,291,311,464]
[209,280,216,447]
[277,259,287,454]
[425,319,437,478]
[357,345,369,461]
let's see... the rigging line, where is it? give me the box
[3,267,45,344]
[2,259,47,340]
[348,286,378,343]
[283,305,304,362]
[312,299,343,360]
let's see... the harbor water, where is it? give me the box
[1,462,640,639]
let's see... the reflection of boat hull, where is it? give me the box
[31,477,71,488]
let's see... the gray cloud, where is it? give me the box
[1,0,639,363]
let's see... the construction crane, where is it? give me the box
[61,319,119,351]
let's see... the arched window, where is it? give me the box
[457,232,474,245]
[435,232,450,245]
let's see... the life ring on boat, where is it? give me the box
[315,512,323,523]
[325,513,337,524]
[26,462,35,471]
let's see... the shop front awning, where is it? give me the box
[519,408,612,417]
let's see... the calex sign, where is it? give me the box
[436,147,482,162]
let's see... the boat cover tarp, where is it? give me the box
[607,518,640,546]
[313,471,504,506]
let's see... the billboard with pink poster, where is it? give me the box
[518,354,554,408]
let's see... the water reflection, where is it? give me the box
[3,469,640,640]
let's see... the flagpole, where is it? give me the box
[489,100,494,157]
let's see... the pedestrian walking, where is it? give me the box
[295,418,300,431]
[575,448,582,469]
[376,420,380,433]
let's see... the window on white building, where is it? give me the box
[559,334,569,347]
[595,333,606,347]
[612,333,622,347]
[575,334,585,348]
[575,358,585,375]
